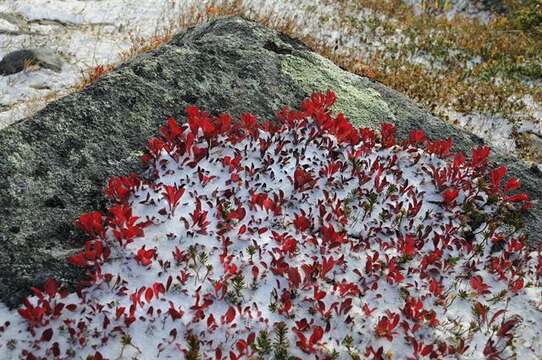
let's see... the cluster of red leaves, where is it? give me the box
[6,91,541,360]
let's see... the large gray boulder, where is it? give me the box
[0,16,540,308]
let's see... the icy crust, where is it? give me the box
[0,92,540,359]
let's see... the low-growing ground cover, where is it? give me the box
[0,91,540,359]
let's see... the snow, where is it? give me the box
[402,0,494,23]
[0,0,541,355]
[445,109,517,154]
[518,95,542,136]
[0,92,539,359]
[0,0,211,127]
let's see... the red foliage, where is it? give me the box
[470,275,491,295]
[442,187,459,205]
[134,246,156,266]
[293,166,316,191]
[471,146,491,168]
[380,123,396,148]
[162,185,185,214]
[375,312,400,341]
[75,212,105,238]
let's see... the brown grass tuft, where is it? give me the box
[74,64,116,91]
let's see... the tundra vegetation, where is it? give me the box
[0,92,540,359]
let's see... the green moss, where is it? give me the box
[478,60,542,81]
[281,53,395,129]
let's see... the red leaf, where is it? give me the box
[162,185,185,213]
[295,330,308,351]
[225,306,236,324]
[281,238,297,254]
[504,177,521,193]
[115,307,125,320]
[166,275,173,291]
[160,117,183,141]
[470,275,491,295]
[262,198,274,212]
[288,267,302,288]
[68,252,87,267]
[442,187,459,205]
[75,211,104,237]
[293,212,311,232]
[40,328,53,342]
[43,278,57,298]
[236,339,247,353]
[471,146,491,168]
[53,303,64,317]
[89,352,105,360]
[144,287,154,303]
[498,318,519,338]
[251,265,259,280]
[426,137,453,157]
[510,278,524,293]
[227,206,246,222]
[152,282,165,297]
[105,174,140,201]
[309,326,324,345]
[400,235,417,257]
[135,246,156,266]
[421,344,433,356]
[207,314,217,329]
[313,286,326,301]
[489,309,507,326]
[294,167,315,191]
[321,256,335,278]
[168,302,184,321]
[409,129,425,144]
[505,193,529,203]
[490,166,507,191]
[380,123,396,148]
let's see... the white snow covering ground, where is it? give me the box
[402,0,495,23]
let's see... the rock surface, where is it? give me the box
[0,48,63,75]
[0,16,540,308]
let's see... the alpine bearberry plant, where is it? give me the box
[0,91,541,359]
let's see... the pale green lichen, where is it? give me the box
[281,53,395,129]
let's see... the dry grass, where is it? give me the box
[22,59,40,73]
[72,33,174,91]
[74,64,116,91]
[22,90,62,118]
[71,3,213,91]
[119,32,174,63]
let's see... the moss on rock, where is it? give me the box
[281,53,395,128]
